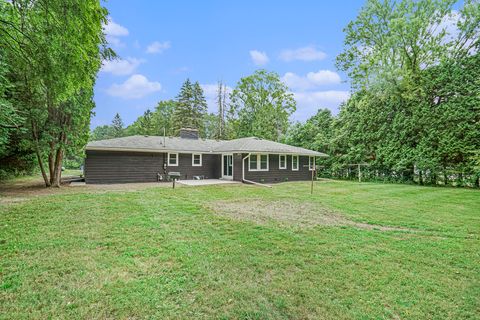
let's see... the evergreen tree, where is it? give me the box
[172,79,194,133]
[111,113,124,138]
[192,81,208,133]
[172,79,207,134]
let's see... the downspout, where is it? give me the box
[242,152,272,188]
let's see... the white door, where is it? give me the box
[222,154,233,179]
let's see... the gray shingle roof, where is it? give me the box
[86,135,327,157]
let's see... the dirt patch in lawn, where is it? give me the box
[207,199,413,232]
[0,175,172,206]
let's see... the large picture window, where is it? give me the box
[168,153,178,166]
[292,155,299,171]
[192,153,202,166]
[249,154,269,171]
[279,154,287,169]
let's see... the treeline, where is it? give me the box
[92,69,296,142]
[288,0,480,187]
[0,0,111,185]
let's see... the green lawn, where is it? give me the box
[1,180,479,319]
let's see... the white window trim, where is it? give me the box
[248,154,269,171]
[279,154,287,169]
[309,156,315,171]
[292,155,299,171]
[168,152,178,166]
[192,153,202,167]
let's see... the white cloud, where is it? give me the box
[279,46,327,62]
[104,18,129,48]
[292,90,350,120]
[201,83,233,113]
[106,74,161,99]
[282,70,341,90]
[146,41,171,54]
[104,18,129,37]
[101,58,144,76]
[249,50,269,66]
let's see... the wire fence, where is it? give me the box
[317,165,480,188]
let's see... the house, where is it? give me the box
[84,128,327,184]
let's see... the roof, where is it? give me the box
[86,135,327,157]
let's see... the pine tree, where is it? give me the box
[172,79,194,133]
[172,79,207,134]
[139,109,153,135]
[192,81,207,133]
[111,113,124,138]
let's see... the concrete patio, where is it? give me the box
[177,179,240,186]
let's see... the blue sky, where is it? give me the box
[93,0,365,128]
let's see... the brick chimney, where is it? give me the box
[179,128,199,139]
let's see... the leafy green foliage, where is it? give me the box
[301,0,480,186]
[0,0,112,186]
[229,69,296,141]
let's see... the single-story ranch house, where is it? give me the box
[85,128,327,184]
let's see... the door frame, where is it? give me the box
[221,153,234,180]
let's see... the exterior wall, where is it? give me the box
[85,150,221,184]
[233,153,244,182]
[240,154,312,183]
[85,150,164,184]
[172,153,221,180]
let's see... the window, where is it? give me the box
[192,153,202,166]
[249,155,257,170]
[260,154,268,170]
[309,156,315,171]
[292,155,299,171]
[248,154,269,171]
[168,153,178,166]
[279,154,287,169]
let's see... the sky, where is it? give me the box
[93,0,366,129]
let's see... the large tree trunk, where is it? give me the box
[31,121,51,187]
[35,147,50,187]
[48,142,55,185]
[51,132,66,188]
[51,146,63,187]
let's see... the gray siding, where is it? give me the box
[233,153,243,181]
[85,150,221,184]
[172,153,221,180]
[85,150,164,184]
[240,154,312,183]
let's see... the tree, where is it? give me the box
[336,0,480,90]
[285,109,334,152]
[192,81,208,134]
[332,0,480,184]
[111,113,124,138]
[138,109,154,135]
[229,69,296,141]
[0,0,113,187]
[152,100,176,136]
[203,113,219,139]
[90,125,115,141]
[215,81,228,139]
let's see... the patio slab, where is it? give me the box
[177,179,240,186]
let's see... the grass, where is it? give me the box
[0,180,479,319]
